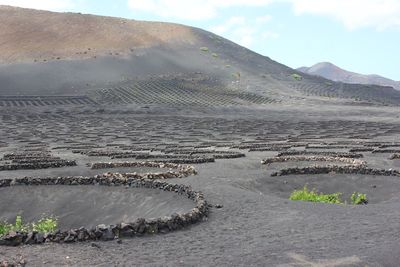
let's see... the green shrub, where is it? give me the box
[0,216,58,237]
[212,53,219,58]
[199,47,209,52]
[289,185,342,204]
[14,215,24,231]
[351,192,368,205]
[232,72,241,79]
[290,186,368,205]
[291,73,303,81]
[0,222,11,236]
[0,216,28,236]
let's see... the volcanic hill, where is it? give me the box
[1,5,400,106]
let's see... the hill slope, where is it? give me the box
[298,62,400,90]
[0,5,196,64]
[1,5,400,107]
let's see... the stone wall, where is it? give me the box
[277,151,363,158]
[0,175,209,246]
[1,151,76,171]
[271,165,400,177]
[261,156,366,167]
[372,149,400,154]
[90,161,197,179]
[349,148,374,152]
[0,160,76,171]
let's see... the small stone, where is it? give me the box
[34,232,45,244]
[97,224,107,231]
[25,232,36,245]
[135,218,146,234]
[77,230,87,241]
[120,223,135,237]
[100,227,115,241]
[91,242,101,249]
[214,204,223,209]
[0,231,23,246]
[64,233,76,243]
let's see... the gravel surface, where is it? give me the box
[1,105,400,266]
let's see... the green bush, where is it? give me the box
[199,47,209,52]
[212,53,219,58]
[0,215,58,237]
[289,186,342,204]
[291,73,303,81]
[232,72,241,79]
[0,222,11,236]
[290,186,368,205]
[351,192,368,205]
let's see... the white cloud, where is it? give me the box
[210,16,246,35]
[127,0,216,20]
[127,0,400,30]
[4,0,400,30]
[210,15,277,47]
[0,0,74,11]
[232,25,257,47]
[127,0,276,20]
[289,0,400,30]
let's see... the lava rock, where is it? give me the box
[0,232,24,246]
[100,227,115,241]
[34,233,45,244]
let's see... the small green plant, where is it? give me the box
[0,222,11,236]
[351,192,368,205]
[289,186,342,204]
[290,186,368,205]
[232,72,241,79]
[199,47,209,52]
[212,53,219,58]
[291,73,303,81]
[15,215,23,230]
[0,216,58,237]
[33,217,58,233]
[0,216,28,236]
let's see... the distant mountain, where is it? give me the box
[298,62,400,90]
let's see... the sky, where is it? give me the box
[2,0,399,80]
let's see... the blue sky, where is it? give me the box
[2,0,399,80]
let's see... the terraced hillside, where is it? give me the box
[289,80,400,105]
[89,77,278,106]
[0,96,96,107]
[1,5,400,107]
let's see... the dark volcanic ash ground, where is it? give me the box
[1,105,400,266]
